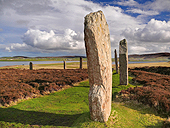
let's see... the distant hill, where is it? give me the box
[129,52,170,59]
[4,53,170,60]
[10,56,86,59]
[34,56,86,58]
[13,56,30,58]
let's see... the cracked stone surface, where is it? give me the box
[84,10,112,122]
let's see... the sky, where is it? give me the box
[0,0,170,57]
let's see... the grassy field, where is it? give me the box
[128,62,170,68]
[0,70,166,128]
[0,62,88,69]
[0,56,168,62]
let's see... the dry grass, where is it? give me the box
[0,62,87,70]
[112,62,170,69]
[128,62,170,68]
[0,61,169,70]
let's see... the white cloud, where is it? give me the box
[126,9,159,16]
[116,0,170,16]
[121,19,170,54]
[128,43,170,54]
[129,46,148,54]
[0,0,143,55]
[0,0,170,56]
[117,0,138,6]
[5,47,12,52]
[7,28,85,53]
[150,0,170,12]
[5,43,30,52]
[122,19,170,42]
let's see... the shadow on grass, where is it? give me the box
[123,100,167,118]
[0,107,86,127]
[112,91,119,100]
[112,72,118,75]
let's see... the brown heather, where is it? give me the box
[0,69,88,106]
[120,67,170,115]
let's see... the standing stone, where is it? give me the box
[63,61,66,69]
[29,62,33,70]
[114,49,118,74]
[80,57,83,69]
[84,10,112,122]
[119,39,128,85]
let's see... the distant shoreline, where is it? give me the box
[0,52,169,62]
[0,58,169,62]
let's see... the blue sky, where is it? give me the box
[0,0,170,57]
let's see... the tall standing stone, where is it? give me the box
[63,61,66,69]
[29,62,33,70]
[119,39,128,85]
[84,10,112,122]
[114,49,118,74]
[80,57,83,69]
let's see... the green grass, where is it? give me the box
[112,70,136,98]
[0,81,90,127]
[0,71,165,128]
[112,101,164,128]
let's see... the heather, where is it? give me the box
[120,67,170,115]
[0,69,88,107]
[132,66,170,75]
[0,71,164,128]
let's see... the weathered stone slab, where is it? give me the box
[84,10,112,122]
[119,39,128,85]
[114,49,118,74]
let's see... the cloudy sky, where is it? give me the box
[0,0,170,57]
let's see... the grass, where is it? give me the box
[112,101,164,128]
[1,61,169,70]
[112,70,136,98]
[0,70,166,128]
[0,81,90,127]
[128,62,170,68]
[0,56,168,62]
[0,62,88,70]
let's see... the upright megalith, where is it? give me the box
[80,57,83,69]
[114,49,118,74]
[84,10,112,122]
[29,62,33,70]
[63,61,66,69]
[119,39,128,85]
